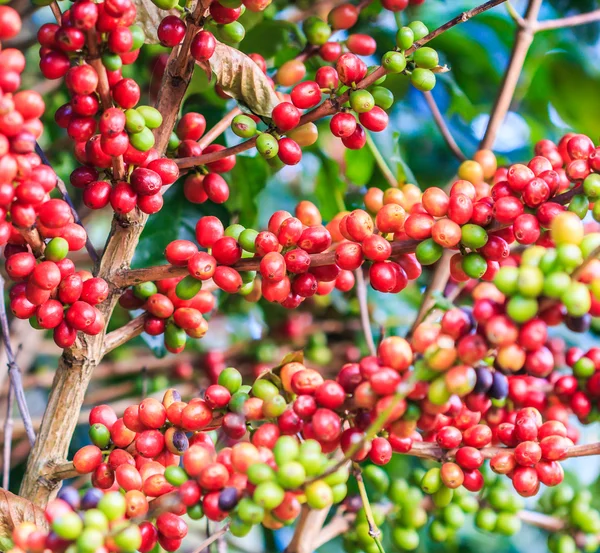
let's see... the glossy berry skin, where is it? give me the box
[272,102,300,132]
[191,30,216,60]
[158,15,186,47]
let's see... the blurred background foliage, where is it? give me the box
[7,0,600,551]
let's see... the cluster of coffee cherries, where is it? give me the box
[488,409,572,496]
[0,6,90,249]
[118,274,215,353]
[158,0,275,52]
[257,20,437,161]
[10,487,144,553]
[161,200,355,306]
[542,486,600,553]
[66,370,352,550]
[555,346,600,423]
[475,478,525,536]
[38,0,185,215]
[7,248,109,347]
[493,212,598,329]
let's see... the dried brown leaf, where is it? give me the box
[207,42,280,118]
[0,490,48,541]
[133,0,180,44]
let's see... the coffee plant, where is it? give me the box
[1,0,600,553]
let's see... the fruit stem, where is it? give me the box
[354,463,386,553]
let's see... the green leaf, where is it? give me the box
[133,185,230,269]
[526,50,600,140]
[391,132,419,187]
[226,155,270,227]
[441,74,477,122]
[242,20,304,59]
[314,154,347,220]
[345,146,375,186]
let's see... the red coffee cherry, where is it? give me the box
[272,102,301,132]
[112,78,141,109]
[290,81,321,109]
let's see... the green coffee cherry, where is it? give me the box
[176,275,203,299]
[381,51,407,74]
[461,252,487,278]
[165,322,187,350]
[133,281,157,300]
[584,173,600,198]
[371,86,394,110]
[129,126,155,151]
[461,224,488,249]
[237,498,264,524]
[411,68,436,91]
[218,21,246,43]
[125,109,146,134]
[506,295,538,323]
[517,266,544,297]
[391,527,419,550]
[129,25,145,50]
[229,517,252,538]
[396,26,414,50]
[563,281,592,316]
[239,228,258,252]
[416,238,443,265]
[232,114,257,138]
[137,106,163,129]
[543,271,571,298]
[102,52,122,72]
[187,504,204,520]
[432,485,453,507]
[475,508,497,531]
[218,367,242,393]
[421,467,442,494]
[408,21,429,40]
[45,237,69,262]
[303,16,332,46]
[413,47,439,69]
[225,223,245,240]
[568,194,589,219]
[349,90,375,113]
[256,133,279,159]
[151,0,178,9]
[168,132,181,150]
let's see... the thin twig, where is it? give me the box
[355,269,376,356]
[481,0,543,149]
[102,314,147,355]
[365,133,397,188]
[199,107,241,150]
[191,525,231,553]
[35,143,100,264]
[354,464,385,553]
[3,382,14,489]
[505,1,526,27]
[114,241,421,287]
[399,440,600,462]
[0,276,35,447]
[407,251,452,337]
[422,91,466,161]
[536,9,600,32]
[175,0,509,170]
[49,1,61,24]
